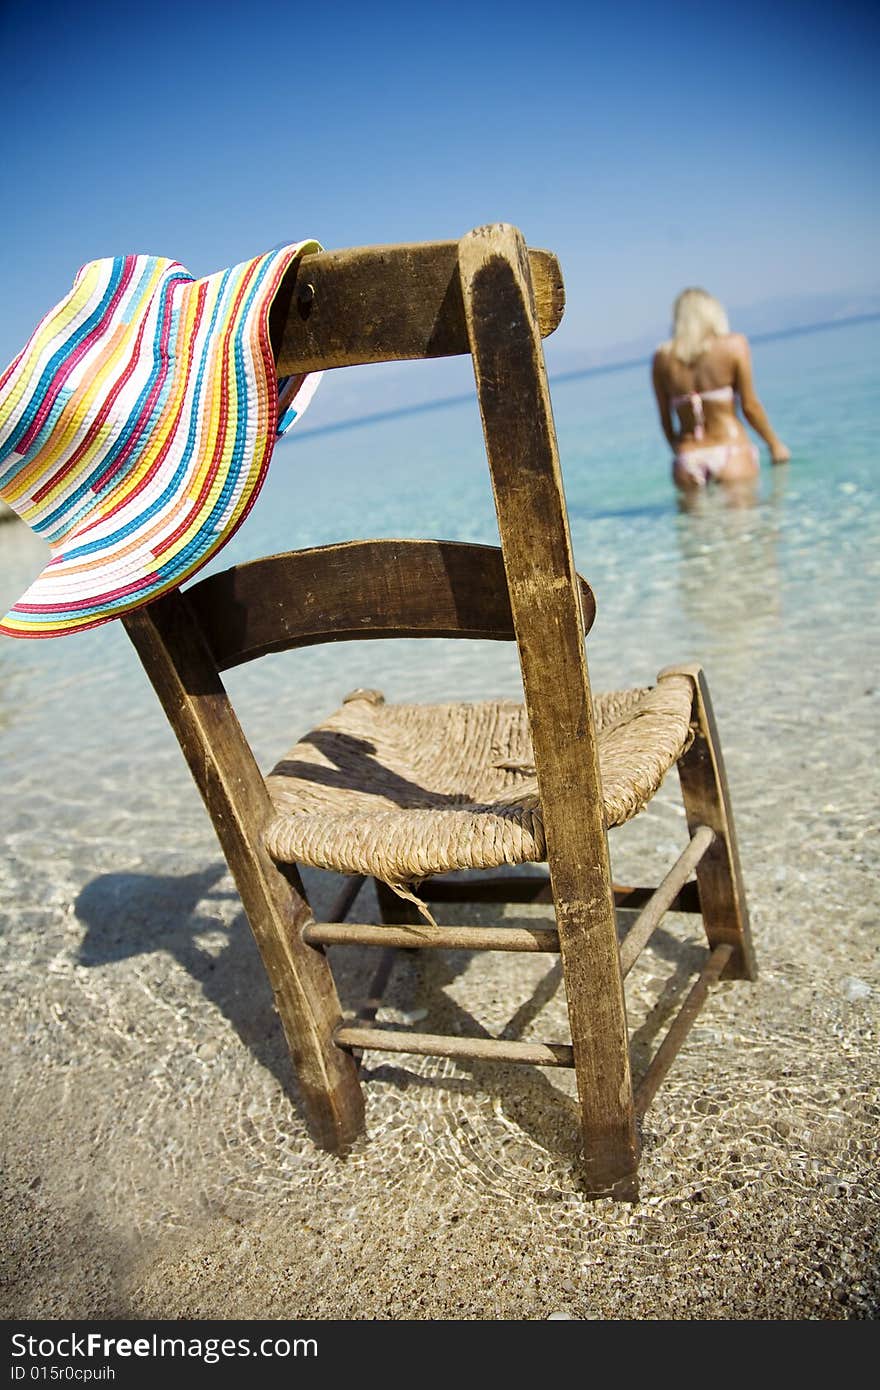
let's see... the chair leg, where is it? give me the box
[266,862,367,1146]
[459,224,639,1198]
[123,599,365,1152]
[661,665,756,982]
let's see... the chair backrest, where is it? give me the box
[182,539,596,670]
[126,220,611,849]
[125,225,609,898]
[124,224,633,1177]
[267,238,565,371]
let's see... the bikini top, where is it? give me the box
[669,385,734,440]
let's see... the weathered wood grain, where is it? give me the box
[335,1025,575,1067]
[662,664,757,981]
[421,874,702,912]
[270,242,564,373]
[618,825,715,977]
[122,595,365,1150]
[303,921,561,953]
[459,223,639,1198]
[185,539,595,672]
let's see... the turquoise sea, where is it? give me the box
[1,317,877,795]
[1,318,878,1319]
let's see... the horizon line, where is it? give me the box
[292,310,880,442]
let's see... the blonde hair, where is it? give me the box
[665,288,730,365]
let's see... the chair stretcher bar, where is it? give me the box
[420,875,701,913]
[335,943,734,1103]
[304,921,561,952]
[633,943,734,1118]
[333,1025,575,1067]
[619,825,714,977]
[305,827,713,966]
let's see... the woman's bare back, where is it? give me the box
[652,333,790,488]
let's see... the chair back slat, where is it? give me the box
[271,243,564,374]
[183,538,596,671]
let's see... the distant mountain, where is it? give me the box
[543,285,880,380]
[731,286,880,337]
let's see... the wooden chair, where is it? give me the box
[123,224,754,1200]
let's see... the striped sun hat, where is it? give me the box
[0,240,322,638]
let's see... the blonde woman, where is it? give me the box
[652,288,790,488]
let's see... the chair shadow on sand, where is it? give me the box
[75,865,703,1187]
[75,865,299,1101]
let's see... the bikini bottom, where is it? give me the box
[673,442,758,486]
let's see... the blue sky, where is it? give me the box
[3,0,877,381]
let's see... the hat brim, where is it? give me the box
[0,241,320,638]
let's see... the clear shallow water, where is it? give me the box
[1,318,878,1318]
[1,318,877,776]
[2,317,877,987]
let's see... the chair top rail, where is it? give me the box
[183,538,596,672]
[270,241,564,374]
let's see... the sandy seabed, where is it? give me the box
[1,688,877,1322]
[0,460,878,1322]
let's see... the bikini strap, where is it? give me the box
[670,385,733,439]
[687,391,705,440]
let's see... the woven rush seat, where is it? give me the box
[264,673,695,884]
